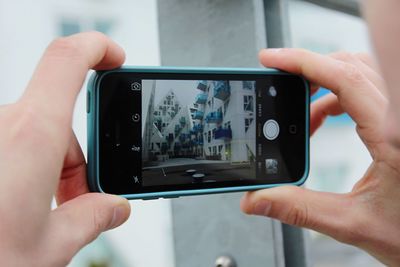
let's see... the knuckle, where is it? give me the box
[7,102,65,154]
[293,48,309,54]
[91,207,109,240]
[342,63,365,84]
[332,51,356,62]
[269,186,312,228]
[46,37,82,62]
[284,203,310,227]
[9,104,46,140]
[292,48,310,58]
[354,52,371,62]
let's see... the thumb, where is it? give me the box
[46,193,130,263]
[241,186,355,241]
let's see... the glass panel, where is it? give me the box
[289,1,381,267]
[60,20,81,36]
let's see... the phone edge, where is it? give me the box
[87,66,310,200]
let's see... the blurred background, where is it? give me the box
[0,0,384,266]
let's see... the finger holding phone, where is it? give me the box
[241,48,400,266]
[0,32,131,266]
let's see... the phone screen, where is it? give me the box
[96,71,308,195]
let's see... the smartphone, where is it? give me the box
[87,67,310,200]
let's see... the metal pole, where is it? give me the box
[157,1,308,266]
[298,0,360,17]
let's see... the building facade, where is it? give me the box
[143,82,195,164]
[196,80,256,163]
[144,79,256,164]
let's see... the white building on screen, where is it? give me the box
[143,79,256,164]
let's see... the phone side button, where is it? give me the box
[86,91,91,113]
[142,197,160,201]
[163,196,180,199]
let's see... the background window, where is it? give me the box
[243,95,254,112]
[245,118,253,132]
[60,20,81,36]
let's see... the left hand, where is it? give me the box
[0,32,131,267]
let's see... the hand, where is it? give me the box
[0,32,131,266]
[240,48,400,266]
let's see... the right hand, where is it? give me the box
[241,48,400,266]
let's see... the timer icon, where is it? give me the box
[132,113,141,122]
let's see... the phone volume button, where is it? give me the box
[143,197,160,200]
[86,91,91,113]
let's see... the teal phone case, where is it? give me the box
[87,66,310,200]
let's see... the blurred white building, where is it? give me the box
[0,1,175,267]
[0,0,382,266]
[197,80,256,162]
[143,80,256,164]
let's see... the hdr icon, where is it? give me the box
[265,159,278,174]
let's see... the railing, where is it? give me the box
[195,93,208,104]
[213,81,230,100]
[197,80,208,91]
[205,111,223,123]
[179,133,189,142]
[192,110,204,120]
[190,137,204,146]
[215,127,232,140]
[195,137,204,145]
[243,81,254,90]
[193,124,204,132]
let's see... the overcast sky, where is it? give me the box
[149,79,200,107]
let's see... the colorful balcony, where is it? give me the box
[197,80,208,91]
[205,111,223,123]
[215,127,232,140]
[213,81,230,100]
[179,133,190,143]
[193,124,203,132]
[174,124,181,134]
[195,93,208,104]
[195,137,204,146]
[192,110,204,120]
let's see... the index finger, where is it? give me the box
[14,32,124,206]
[259,48,387,133]
[21,31,125,129]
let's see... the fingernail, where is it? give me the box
[110,204,129,229]
[253,200,272,216]
[266,48,283,53]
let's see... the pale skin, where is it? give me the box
[0,32,131,266]
[1,1,400,266]
[241,1,400,266]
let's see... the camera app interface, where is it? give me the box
[141,79,260,186]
